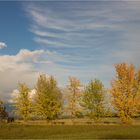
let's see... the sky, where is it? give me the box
[0,1,140,101]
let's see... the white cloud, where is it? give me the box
[29,89,36,100]
[0,48,80,101]
[8,89,19,103]
[9,89,37,103]
[0,42,7,49]
[0,49,46,72]
[0,49,48,101]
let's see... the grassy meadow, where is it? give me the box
[1,118,140,139]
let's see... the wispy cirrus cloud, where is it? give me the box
[24,1,140,53]
[23,1,140,86]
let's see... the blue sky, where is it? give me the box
[0,1,140,101]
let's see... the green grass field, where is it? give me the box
[1,123,140,139]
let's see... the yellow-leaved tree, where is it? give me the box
[34,74,62,121]
[110,63,140,123]
[82,79,106,121]
[67,77,83,119]
[0,99,8,120]
[14,83,32,121]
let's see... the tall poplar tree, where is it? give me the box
[82,79,106,120]
[34,74,62,120]
[67,77,82,118]
[110,63,140,123]
[14,83,32,121]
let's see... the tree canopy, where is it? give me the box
[34,74,62,120]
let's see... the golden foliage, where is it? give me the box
[67,77,82,118]
[110,63,140,123]
[14,83,32,121]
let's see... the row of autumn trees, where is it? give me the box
[13,76,106,121]
[1,63,140,123]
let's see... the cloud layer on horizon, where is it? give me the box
[0,49,46,101]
